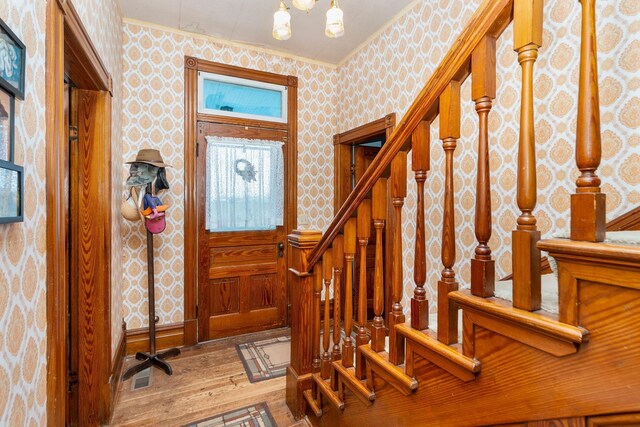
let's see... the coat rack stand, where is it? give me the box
[123,185,180,381]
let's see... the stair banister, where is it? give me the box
[331,235,344,363]
[355,200,372,379]
[389,151,408,365]
[512,0,543,312]
[321,250,333,380]
[305,0,515,273]
[470,35,497,299]
[411,121,431,331]
[571,0,605,242]
[371,179,387,352]
[437,81,461,345]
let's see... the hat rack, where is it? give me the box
[122,182,180,381]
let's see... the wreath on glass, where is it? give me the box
[234,158,257,183]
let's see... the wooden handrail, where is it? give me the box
[306,0,515,272]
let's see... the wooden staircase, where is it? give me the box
[286,0,640,425]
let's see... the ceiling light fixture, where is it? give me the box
[272,0,292,40]
[272,0,344,41]
[292,0,316,12]
[325,0,344,38]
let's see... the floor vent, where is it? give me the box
[131,368,152,391]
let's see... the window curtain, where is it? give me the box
[205,136,284,232]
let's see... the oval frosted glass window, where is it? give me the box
[198,72,287,123]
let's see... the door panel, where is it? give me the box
[197,121,288,341]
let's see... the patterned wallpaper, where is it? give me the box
[74,0,125,359]
[0,1,48,424]
[337,0,640,315]
[0,0,122,422]
[121,22,338,328]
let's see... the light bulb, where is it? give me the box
[273,1,291,40]
[325,0,344,38]
[292,0,315,11]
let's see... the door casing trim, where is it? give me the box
[183,57,298,346]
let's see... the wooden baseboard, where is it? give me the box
[108,325,126,421]
[126,322,185,355]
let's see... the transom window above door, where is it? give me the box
[198,71,288,123]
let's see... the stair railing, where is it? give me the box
[287,0,605,419]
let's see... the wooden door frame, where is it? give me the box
[183,57,298,346]
[333,113,396,212]
[46,0,113,424]
[333,113,396,328]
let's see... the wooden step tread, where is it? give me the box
[312,374,345,412]
[396,322,481,382]
[359,345,418,396]
[450,289,589,357]
[303,389,322,417]
[332,361,375,406]
[450,290,589,343]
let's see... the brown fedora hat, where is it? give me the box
[126,148,171,168]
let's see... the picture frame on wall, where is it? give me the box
[0,17,26,100]
[0,161,23,223]
[0,86,15,163]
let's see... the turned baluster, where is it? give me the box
[437,81,461,345]
[512,0,543,311]
[332,235,344,362]
[571,0,606,242]
[471,36,497,298]
[312,260,323,372]
[342,218,357,368]
[355,200,372,379]
[371,178,387,352]
[389,151,407,365]
[411,121,431,331]
[321,249,333,379]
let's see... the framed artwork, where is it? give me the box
[0,161,23,223]
[0,17,26,100]
[0,87,14,162]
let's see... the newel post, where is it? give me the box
[286,229,322,419]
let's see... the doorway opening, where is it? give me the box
[46,1,115,424]
[333,113,396,330]
[184,59,298,344]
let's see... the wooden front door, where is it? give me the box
[197,121,288,341]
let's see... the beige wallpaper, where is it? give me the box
[121,22,338,328]
[337,0,640,315]
[0,1,47,424]
[0,0,122,422]
[74,0,125,358]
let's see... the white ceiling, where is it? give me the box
[118,0,417,65]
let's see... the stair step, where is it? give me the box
[494,274,559,314]
[312,373,345,412]
[303,389,322,417]
[332,361,375,406]
[359,345,418,396]
[396,322,481,382]
[450,289,589,357]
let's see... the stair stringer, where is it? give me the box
[308,252,640,426]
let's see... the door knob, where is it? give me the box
[278,242,284,258]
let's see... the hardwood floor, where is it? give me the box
[110,328,309,426]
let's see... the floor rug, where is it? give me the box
[236,336,290,383]
[183,402,277,427]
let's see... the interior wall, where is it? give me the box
[337,0,640,314]
[0,0,122,423]
[0,2,47,424]
[120,21,338,329]
[73,0,125,359]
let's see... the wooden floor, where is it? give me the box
[110,328,309,427]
